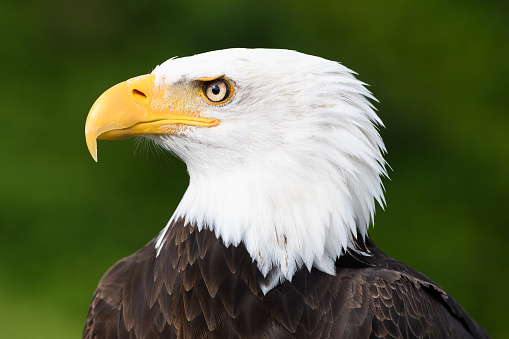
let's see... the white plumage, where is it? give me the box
[151,49,387,291]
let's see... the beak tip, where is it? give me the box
[86,135,99,162]
[90,146,98,162]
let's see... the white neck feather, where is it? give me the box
[152,49,387,292]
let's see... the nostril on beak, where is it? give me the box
[131,89,147,102]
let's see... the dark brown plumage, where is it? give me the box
[83,219,489,339]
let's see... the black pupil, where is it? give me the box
[211,84,221,95]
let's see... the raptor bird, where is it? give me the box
[83,48,489,338]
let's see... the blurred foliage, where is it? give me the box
[1,0,508,337]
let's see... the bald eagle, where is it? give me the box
[83,49,488,338]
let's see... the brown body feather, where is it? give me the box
[83,219,489,338]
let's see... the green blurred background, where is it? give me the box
[1,0,508,337]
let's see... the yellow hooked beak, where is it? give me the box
[85,74,220,161]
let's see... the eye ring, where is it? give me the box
[201,78,234,105]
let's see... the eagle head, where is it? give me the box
[85,48,387,291]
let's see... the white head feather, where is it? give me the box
[152,48,387,292]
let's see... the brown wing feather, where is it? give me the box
[83,220,489,338]
[350,237,490,338]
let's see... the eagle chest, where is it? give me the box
[115,221,371,338]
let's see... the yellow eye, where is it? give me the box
[201,79,233,104]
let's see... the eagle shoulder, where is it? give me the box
[82,239,176,339]
[338,238,490,339]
